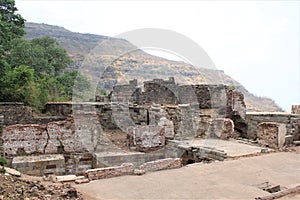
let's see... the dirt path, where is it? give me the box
[75,152,300,199]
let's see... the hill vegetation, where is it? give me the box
[24,22,283,112]
[0,0,282,112]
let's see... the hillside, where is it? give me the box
[24,22,283,112]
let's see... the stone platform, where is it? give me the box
[175,138,269,158]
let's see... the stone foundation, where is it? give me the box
[12,154,65,176]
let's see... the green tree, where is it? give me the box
[0,0,25,53]
[31,37,71,75]
[7,37,71,77]
[1,65,43,109]
[48,70,91,102]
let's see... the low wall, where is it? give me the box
[139,158,182,172]
[85,163,135,180]
[246,112,300,140]
[12,154,65,176]
[94,151,165,168]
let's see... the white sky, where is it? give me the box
[15,0,299,111]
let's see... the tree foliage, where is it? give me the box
[0,0,91,110]
[0,0,25,53]
[7,37,71,76]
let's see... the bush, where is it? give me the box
[0,157,7,166]
[0,157,7,174]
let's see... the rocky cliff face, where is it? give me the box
[24,22,282,112]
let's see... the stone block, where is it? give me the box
[127,125,166,152]
[158,117,174,139]
[4,167,21,177]
[75,178,90,184]
[258,122,286,148]
[54,175,85,183]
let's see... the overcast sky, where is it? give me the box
[15,0,299,111]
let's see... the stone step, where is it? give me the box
[51,174,86,183]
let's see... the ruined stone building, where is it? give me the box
[0,78,299,177]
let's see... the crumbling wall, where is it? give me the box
[46,118,87,154]
[127,125,166,152]
[3,124,48,155]
[111,79,139,103]
[193,117,236,139]
[2,118,89,156]
[143,78,179,105]
[257,122,286,148]
[246,112,300,141]
[226,89,247,137]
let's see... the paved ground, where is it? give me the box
[75,152,300,199]
[186,138,267,157]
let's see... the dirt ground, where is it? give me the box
[75,151,300,200]
[0,174,82,200]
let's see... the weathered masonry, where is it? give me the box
[246,112,300,142]
[1,78,300,177]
